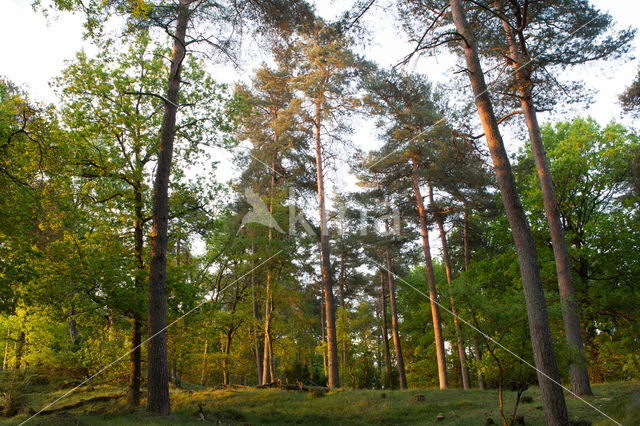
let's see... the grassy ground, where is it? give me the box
[2,379,638,425]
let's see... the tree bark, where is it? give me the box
[200,337,209,386]
[128,187,145,407]
[338,246,348,373]
[500,18,592,397]
[463,211,486,390]
[472,335,487,390]
[223,330,233,386]
[320,297,328,377]
[146,0,189,415]
[448,1,569,423]
[262,145,279,385]
[262,281,274,384]
[410,159,448,389]
[314,97,340,388]
[14,331,24,371]
[68,300,78,348]
[384,235,407,389]
[127,316,142,407]
[250,258,264,385]
[379,272,392,388]
[428,185,470,389]
[2,329,9,371]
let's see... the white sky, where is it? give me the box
[1,0,638,256]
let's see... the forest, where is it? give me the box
[1,0,639,425]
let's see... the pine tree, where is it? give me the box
[447,1,569,422]
[292,18,361,388]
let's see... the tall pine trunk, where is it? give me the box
[449,1,569,423]
[250,257,264,385]
[428,185,470,389]
[384,228,407,389]
[501,20,592,397]
[379,271,392,388]
[314,97,339,388]
[262,147,278,384]
[127,316,142,406]
[146,0,189,415]
[320,298,328,378]
[410,158,448,389]
[463,211,486,390]
[262,280,274,384]
[128,188,144,407]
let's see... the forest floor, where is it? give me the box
[2,378,638,425]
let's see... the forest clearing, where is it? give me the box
[1,0,639,425]
[2,377,639,425]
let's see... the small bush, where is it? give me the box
[520,395,534,404]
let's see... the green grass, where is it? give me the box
[2,380,638,425]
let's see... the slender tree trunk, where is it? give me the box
[127,316,142,407]
[68,300,78,348]
[262,146,279,385]
[262,284,273,384]
[200,337,209,386]
[146,0,189,415]
[314,97,339,388]
[449,1,569,423]
[463,211,486,390]
[410,159,448,389]
[384,233,407,389]
[428,185,470,389]
[2,329,9,371]
[14,331,24,371]
[250,258,264,385]
[223,330,233,386]
[320,298,328,377]
[379,272,392,388]
[268,335,275,381]
[500,20,592,397]
[128,188,144,407]
[338,249,348,373]
[472,336,487,390]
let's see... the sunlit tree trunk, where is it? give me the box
[379,272,392,388]
[410,158,448,389]
[128,187,144,407]
[314,96,340,388]
[147,0,189,415]
[250,256,264,385]
[2,330,9,371]
[320,297,328,378]
[200,337,209,386]
[500,17,592,397]
[428,184,470,389]
[262,146,278,385]
[449,1,569,423]
[262,272,274,384]
[384,227,407,389]
[463,210,486,390]
[14,331,24,371]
